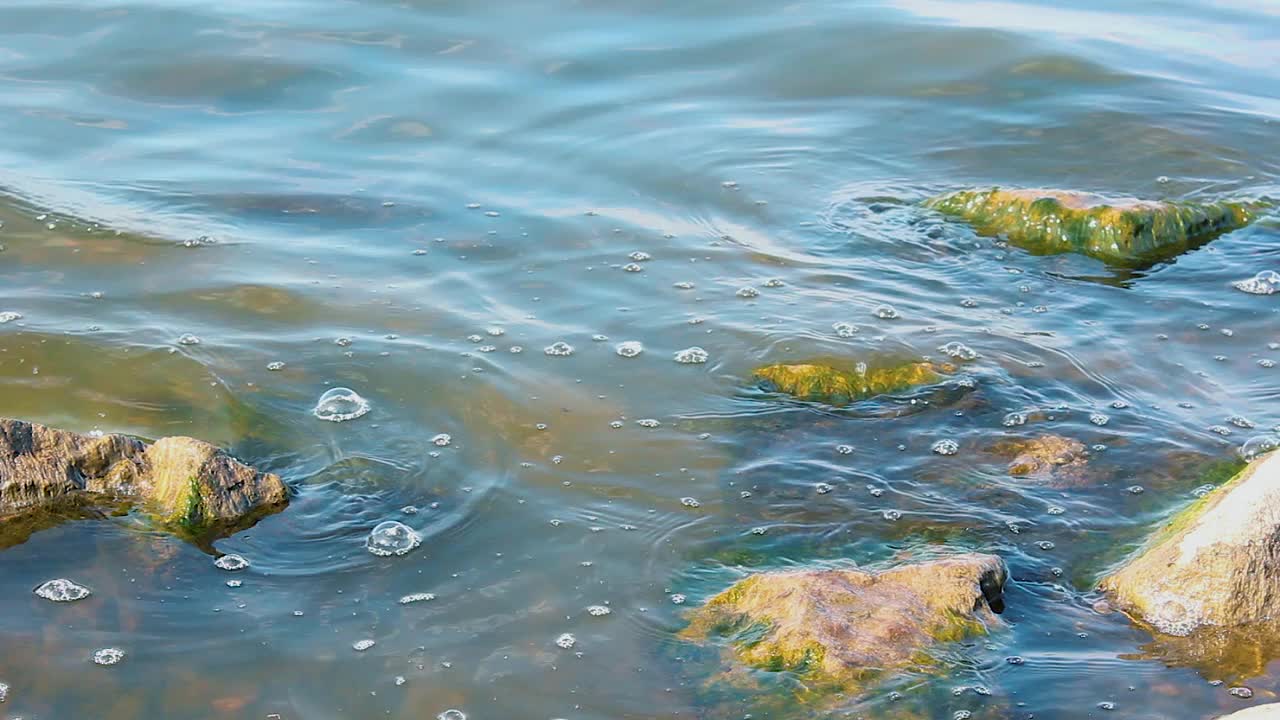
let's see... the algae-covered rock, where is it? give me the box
[0,418,287,547]
[139,436,289,533]
[1100,450,1280,640]
[679,554,1006,695]
[926,188,1261,266]
[754,361,945,406]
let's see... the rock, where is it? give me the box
[991,434,1090,486]
[754,360,946,406]
[140,436,289,533]
[679,553,1006,694]
[926,188,1261,266]
[1099,451,1280,679]
[1217,705,1280,719]
[0,418,287,546]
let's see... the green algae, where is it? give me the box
[926,187,1263,266]
[754,360,945,405]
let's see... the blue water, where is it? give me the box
[0,0,1278,718]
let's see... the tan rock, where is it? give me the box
[1100,450,1280,636]
[0,418,287,545]
[1218,705,1280,719]
[679,553,1006,693]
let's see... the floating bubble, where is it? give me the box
[938,341,978,360]
[882,509,902,521]
[176,333,201,346]
[873,304,899,319]
[815,482,833,495]
[763,278,785,288]
[623,263,643,272]
[1228,415,1255,429]
[432,433,452,447]
[736,287,759,298]
[214,554,250,571]
[266,361,285,371]
[673,347,708,364]
[367,521,420,557]
[554,633,576,649]
[92,648,125,666]
[836,444,853,455]
[1229,687,1254,699]
[637,419,660,428]
[680,497,701,508]
[931,439,959,456]
[615,341,643,358]
[438,710,467,720]
[544,341,575,357]
[670,594,686,605]
[226,580,242,588]
[586,605,611,616]
[1002,412,1027,427]
[1232,271,1279,295]
[1240,435,1280,461]
[0,311,21,323]
[629,251,651,262]
[34,578,91,602]
[334,337,353,347]
[673,281,695,290]
[399,592,436,605]
[313,387,371,422]
[1089,413,1110,426]
[353,639,376,652]
[832,321,858,338]
[0,681,6,703]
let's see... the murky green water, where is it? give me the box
[1,1,1279,718]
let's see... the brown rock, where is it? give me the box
[0,418,287,546]
[992,434,1090,486]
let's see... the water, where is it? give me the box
[0,0,1278,718]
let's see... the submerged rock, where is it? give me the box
[991,434,1090,486]
[754,360,946,406]
[926,188,1261,266]
[679,553,1006,696]
[1100,451,1280,676]
[0,418,288,547]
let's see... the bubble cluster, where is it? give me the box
[313,387,371,422]
[353,639,376,652]
[615,341,643,358]
[937,342,978,360]
[432,433,452,447]
[34,578,92,602]
[736,287,759,298]
[544,341,575,357]
[213,554,250,571]
[176,333,201,346]
[873,304,899,319]
[1232,270,1279,295]
[555,633,576,649]
[673,347,708,364]
[586,605,612,616]
[0,311,22,323]
[92,648,125,666]
[367,521,421,557]
[832,322,858,338]
[399,593,436,605]
[931,439,959,456]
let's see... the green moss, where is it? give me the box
[754,361,944,405]
[926,188,1263,266]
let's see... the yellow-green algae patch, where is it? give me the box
[753,360,945,405]
[679,554,1006,698]
[926,188,1262,266]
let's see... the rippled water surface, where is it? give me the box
[2,1,1279,718]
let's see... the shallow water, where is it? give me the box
[1,0,1279,718]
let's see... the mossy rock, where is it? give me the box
[679,554,1006,703]
[926,188,1262,266]
[754,360,946,406]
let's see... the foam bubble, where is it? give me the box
[313,387,371,422]
[34,578,91,602]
